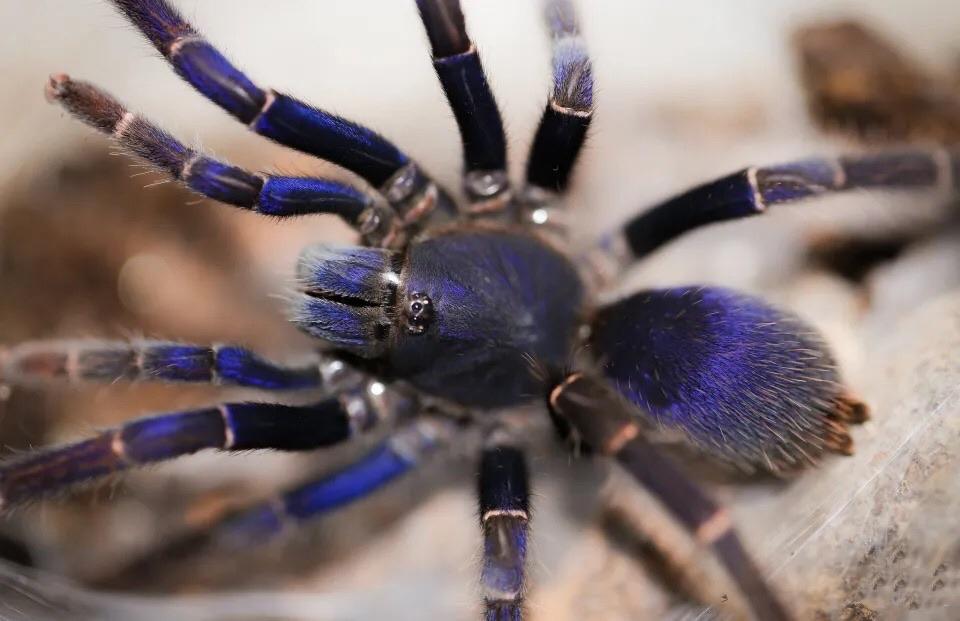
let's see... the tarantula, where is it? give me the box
[4,1,954,619]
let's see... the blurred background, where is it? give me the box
[0,1,959,619]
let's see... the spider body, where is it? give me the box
[12,1,953,620]
[390,227,585,408]
[295,226,585,408]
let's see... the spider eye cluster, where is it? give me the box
[404,292,434,335]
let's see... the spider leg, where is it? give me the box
[94,416,458,588]
[0,338,362,392]
[595,148,955,273]
[195,417,452,546]
[416,0,509,213]
[0,378,410,510]
[107,0,454,225]
[522,0,593,224]
[549,373,792,621]
[46,75,396,244]
[477,434,530,621]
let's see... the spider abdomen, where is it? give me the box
[590,287,867,473]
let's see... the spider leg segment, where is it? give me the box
[107,0,454,226]
[549,373,793,621]
[478,434,530,621]
[94,417,458,588]
[46,75,396,244]
[0,378,410,510]
[0,338,352,391]
[192,416,453,547]
[416,0,509,212]
[522,0,593,225]
[596,148,957,270]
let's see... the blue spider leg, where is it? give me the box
[212,416,454,546]
[290,244,400,357]
[522,0,593,223]
[549,374,793,621]
[477,436,530,621]
[0,379,408,510]
[108,0,455,226]
[96,417,458,585]
[0,339,365,392]
[416,0,509,212]
[45,75,396,244]
[594,148,956,273]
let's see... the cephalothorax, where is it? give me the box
[10,1,955,619]
[295,227,585,408]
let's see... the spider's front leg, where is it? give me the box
[549,374,792,621]
[108,0,454,225]
[593,148,958,276]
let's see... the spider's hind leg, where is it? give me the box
[0,373,411,511]
[46,75,396,244]
[595,147,957,274]
[477,433,531,620]
[550,373,793,621]
[94,416,459,590]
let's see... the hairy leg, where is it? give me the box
[549,373,792,621]
[477,433,530,620]
[593,148,956,275]
[93,417,459,588]
[0,378,410,510]
[416,0,509,213]
[46,75,396,244]
[107,0,454,223]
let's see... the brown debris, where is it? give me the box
[793,20,960,143]
[839,601,879,620]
